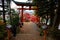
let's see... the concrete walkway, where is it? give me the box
[14,22,43,40]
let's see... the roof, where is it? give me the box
[13,1,37,6]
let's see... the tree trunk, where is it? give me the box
[54,0,60,27]
[50,0,55,27]
[2,0,6,23]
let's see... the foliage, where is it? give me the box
[10,9,20,34]
[33,0,55,16]
[33,0,60,40]
[0,17,2,20]
[11,14,19,26]
[10,9,19,26]
[39,26,44,36]
[0,21,6,39]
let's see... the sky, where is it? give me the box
[11,0,34,15]
[14,0,27,2]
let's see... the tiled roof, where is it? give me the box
[13,1,37,6]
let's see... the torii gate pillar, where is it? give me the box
[21,6,23,25]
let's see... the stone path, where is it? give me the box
[13,22,43,40]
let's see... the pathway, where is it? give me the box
[13,22,43,40]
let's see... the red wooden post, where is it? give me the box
[29,6,31,10]
[43,30,47,40]
[21,6,23,24]
[7,29,11,40]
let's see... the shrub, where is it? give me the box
[0,21,7,39]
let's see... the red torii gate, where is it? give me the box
[14,1,39,24]
[17,6,38,22]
